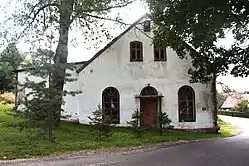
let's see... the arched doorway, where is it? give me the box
[139,85,159,127]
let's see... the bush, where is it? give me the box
[127,109,146,138]
[88,105,114,140]
[0,92,15,104]
[231,100,249,112]
[154,111,173,135]
[219,110,249,118]
[0,104,13,113]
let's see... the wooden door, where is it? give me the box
[140,98,157,127]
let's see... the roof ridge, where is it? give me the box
[13,61,87,73]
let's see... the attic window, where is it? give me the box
[143,20,151,32]
[130,41,143,62]
[154,47,167,61]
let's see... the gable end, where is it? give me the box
[76,14,148,73]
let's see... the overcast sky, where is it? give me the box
[0,0,249,93]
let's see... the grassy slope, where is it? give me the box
[218,118,238,137]
[0,104,238,160]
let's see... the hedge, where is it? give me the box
[219,110,249,118]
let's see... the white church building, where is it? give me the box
[15,15,214,130]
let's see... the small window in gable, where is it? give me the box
[143,20,151,32]
[130,41,143,62]
[154,47,167,61]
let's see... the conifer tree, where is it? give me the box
[88,105,114,139]
[154,111,172,135]
[15,38,80,141]
[127,109,145,138]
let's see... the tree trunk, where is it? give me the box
[48,107,53,141]
[52,0,73,126]
[211,72,218,133]
[52,26,69,126]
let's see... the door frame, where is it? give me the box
[135,85,164,128]
[140,97,158,127]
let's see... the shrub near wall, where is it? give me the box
[219,110,249,118]
[0,92,15,104]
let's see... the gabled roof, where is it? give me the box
[221,95,241,109]
[76,14,148,73]
[221,93,249,109]
[13,61,87,73]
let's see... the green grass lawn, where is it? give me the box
[218,118,238,137]
[0,104,237,160]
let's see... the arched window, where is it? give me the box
[178,86,196,122]
[130,41,143,62]
[102,87,120,124]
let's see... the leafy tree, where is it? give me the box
[2,0,135,124]
[88,104,114,139]
[231,100,249,113]
[0,43,23,92]
[147,0,249,129]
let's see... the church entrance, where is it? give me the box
[140,98,157,127]
[139,85,161,127]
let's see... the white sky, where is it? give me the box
[0,0,148,62]
[0,0,249,93]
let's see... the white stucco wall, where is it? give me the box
[16,68,80,121]
[16,71,48,111]
[16,19,214,129]
[61,68,80,121]
[77,21,214,129]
